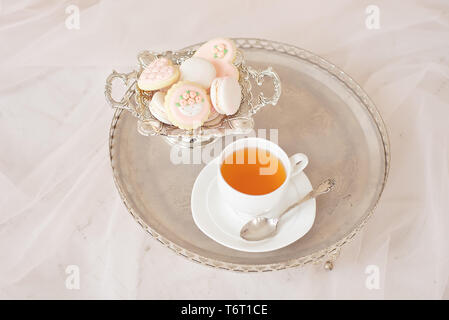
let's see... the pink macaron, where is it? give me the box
[210,76,242,115]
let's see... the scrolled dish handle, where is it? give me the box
[245,66,281,115]
[104,70,138,110]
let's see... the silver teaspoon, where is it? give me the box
[240,178,336,241]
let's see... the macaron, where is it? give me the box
[149,91,172,125]
[179,57,216,89]
[210,77,242,116]
[165,81,211,130]
[214,62,239,80]
[138,57,180,91]
[194,38,239,80]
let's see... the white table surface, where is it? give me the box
[1,0,448,299]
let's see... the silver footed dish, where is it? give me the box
[105,42,281,148]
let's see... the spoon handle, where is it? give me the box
[276,178,336,220]
[277,191,314,220]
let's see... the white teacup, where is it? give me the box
[217,137,308,217]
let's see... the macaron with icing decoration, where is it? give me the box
[210,76,242,116]
[195,38,237,62]
[165,81,211,130]
[138,57,180,91]
[179,57,216,89]
[194,38,239,80]
[149,91,172,125]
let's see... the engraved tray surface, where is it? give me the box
[109,39,390,272]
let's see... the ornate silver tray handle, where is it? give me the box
[105,49,281,146]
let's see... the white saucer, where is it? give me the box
[191,158,316,252]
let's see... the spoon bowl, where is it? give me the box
[240,217,278,241]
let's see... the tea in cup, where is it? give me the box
[217,137,308,216]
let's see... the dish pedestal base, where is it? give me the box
[163,136,219,149]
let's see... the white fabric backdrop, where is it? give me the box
[0,0,448,299]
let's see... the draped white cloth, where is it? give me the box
[0,0,448,299]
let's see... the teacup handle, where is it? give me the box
[289,153,308,177]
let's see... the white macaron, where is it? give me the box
[210,76,242,115]
[149,91,172,125]
[179,57,216,89]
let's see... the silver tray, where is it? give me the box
[109,38,390,272]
